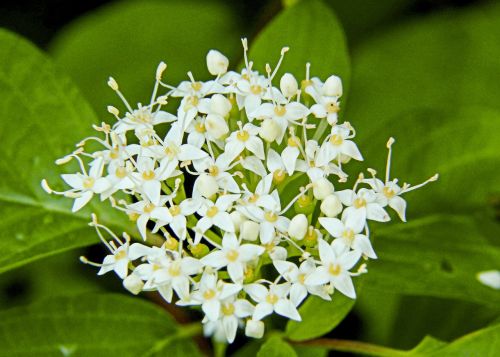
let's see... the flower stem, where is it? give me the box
[291,338,409,357]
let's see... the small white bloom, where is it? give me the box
[306,239,361,299]
[245,282,301,321]
[202,233,265,283]
[245,319,265,339]
[280,73,298,98]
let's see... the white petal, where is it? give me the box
[353,235,377,259]
[290,284,308,307]
[259,221,275,244]
[179,144,208,161]
[275,299,301,321]
[253,302,274,321]
[245,283,268,302]
[214,212,235,232]
[239,244,265,261]
[246,137,265,160]
[227,262,244,282]
[341,140,363,161]
[281,146,300,175]
[305,267,330,286]
[143,180,161,206]
[319,217,344,238]
[71,191,93,212]
[202,299,221,321]
[223,316,238,343]
[318,239,335,264]
[366,203,390,222]
[389,196,407,222]
[333,274,356,299]
[201,251,227,268]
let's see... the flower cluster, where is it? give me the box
[42,39,437,343]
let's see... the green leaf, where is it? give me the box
[345,2,500,142]
[0,293,201,356]
[367,214,500,308]
[356,107,500,216]
[286,294,355,341]
[425,323,500,356]
[325,0,416,43]
[257,336,298,357]
[50,0,243,112]
[0,29,129,274]
[248,0,350,93]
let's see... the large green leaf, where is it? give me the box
[49,0,243,112]
[0,29,129,274]
[367,214,500,309]
[285,294,355,341]
[257,336,298,357]
[0,293,201,356]
[345,2,500,142]
[248,0,350,94]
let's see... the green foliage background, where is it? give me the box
[0,0,498,355]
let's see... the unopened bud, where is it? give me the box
[190,243,210,258]
[240,221,260,241]
[197,174,219,198]
[123,274,144,295]
[210,94,232,117]
[323,75,342,97]
[206,49,229,76]
[313,178,334,200]
[280,73,298,98]
[259,119,280,142]
[320,194,343,217]
[107,105,119,117]
[288,214,308,240]
[245,319,265,339]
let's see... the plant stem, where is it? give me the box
[291,338,409,357]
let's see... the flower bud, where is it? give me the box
[280,72,298,98]
[123,273,144,295]
[206,49,229,76]
[210,94,232,117]
[288,214,308,240]
[294,193,315,215]
[259,119,280,142]
[197,173,219,198]
[240,221,260,241]
[205,114,229,139]
[323,75,342,97]
[303,226,319,248]
[189,243,210,258]
[320,194,343,217]
[245,319,265,339]
[313,178,334,200]
[230,211,246,233]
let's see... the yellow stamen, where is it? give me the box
[203,289,216,300]
[329,134,343,146]
[274,105,286,117]
[208,165,219,177]
[142,170,155,181]
[329,263,341,276]
[264,211,278,223]
[266,293,279,304]
[236,130,250,142]
[226,249,239,262]
[222,303,235,316]
[206,206,219,218]
[83,177,95,189]
[169,205,181,216]
[250,85,262,95]
[353,198,366,208]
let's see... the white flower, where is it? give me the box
[131,156,177,205]
[192,153,240,195]
[225,123,265,160]
[252,101,309,144]
[316,124,363,166]
[194,194,240,244]
[274,259,330,305]
[206,49,229,76]
[306,239,361,299]
[97,242,131,279]
[113,105,176,135]
[245,282,301,321]
[202,296,254,343]
[202,233,265,283]
[126,196,172,240]
[319,217,377,259]
[60,157,111,212]
[336,188,390,228]
[188,272,241,321]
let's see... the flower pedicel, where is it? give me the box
[42,38,438,343]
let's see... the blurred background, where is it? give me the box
[1,0,498,354]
